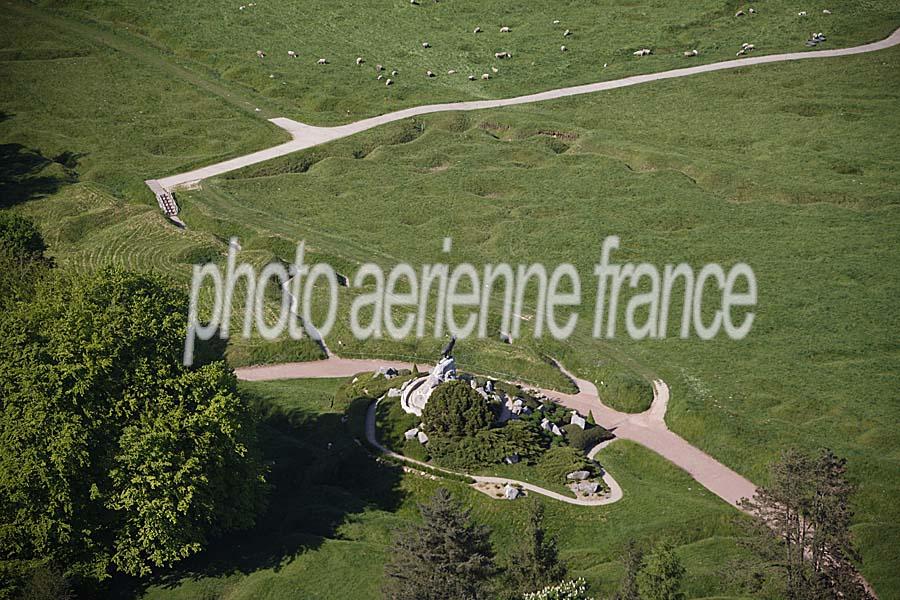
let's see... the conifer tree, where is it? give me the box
[383,488,496,600]
[506,503,566,596]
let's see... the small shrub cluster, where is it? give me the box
[600,372,654,413]
[428,421,547,470]
[563,424,614,454]
[537,446,593,485]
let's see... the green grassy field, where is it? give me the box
[173,47,900,594]
[131,377,763,600]
[33,0,900,126]
[2,0,899,596]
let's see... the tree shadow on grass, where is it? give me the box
[0,130,83,208]
[108,393,405,597]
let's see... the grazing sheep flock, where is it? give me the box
[246,3,833,93]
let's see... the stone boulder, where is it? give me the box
[570,412,587,429]
[574,481,600,495]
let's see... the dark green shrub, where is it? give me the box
[564,424,614,454]
[423,380,492,437]
[427,419,549,470]
[601,372,654,413]
[537,446,593,485]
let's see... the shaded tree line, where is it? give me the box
[382,445,872,600]
[0,214,267,598]
[382,488,687,600]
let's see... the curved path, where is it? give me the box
[364,400,623,506]
[235,357,754,509]
[150,27,900,192]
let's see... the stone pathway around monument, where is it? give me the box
[235,357,753,509]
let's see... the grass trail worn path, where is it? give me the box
[152,26,900,192]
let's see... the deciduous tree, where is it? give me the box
[637,540,685,600]
[0,268,266,588]
[741,448,872,599]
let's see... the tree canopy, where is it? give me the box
[505,502,566,597]
[0,266,265,591]
[0,213,51,308]
[383,487,495,600]
[0,212,47,260]
[637,540,685,600]
[741,448,871,600]
[422,380,493,438]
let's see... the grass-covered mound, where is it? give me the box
[598,371,655,414]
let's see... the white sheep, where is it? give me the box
[560,45,567,52]
[391,69,399,76]
[563,29,571,36]
[553,19,560,24]
[798,11,808,16]
[481,73,490,79]
[385,78,393,86]
[683,49,699,57]
[633,48,651,56]
[468,74,476,80]
[376,64,384,72]
[500,26,511,33]
[422,41,431,48]
[256,50,266,58]
[287,50,297,58]
[735,10,745,17]
[317,58,327,64]
[474,26,481,33]
[377,74,384,80]
[426,70,435,77]
[749,7,757,14]
[495,51,510,59]
[447,69,457,74]
[823,9,831,14]
[356,57,364,65]
[491,66,499,73]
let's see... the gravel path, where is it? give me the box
[234,357,753,508]
[150,27,900,193]
[363,400,623,506]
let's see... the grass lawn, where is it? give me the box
[132,377,764,600]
